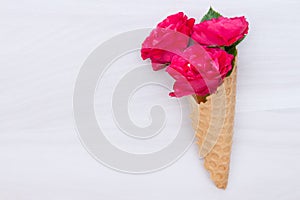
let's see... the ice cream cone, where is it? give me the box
[189,62,237,189]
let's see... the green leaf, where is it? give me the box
[224,37,246,77]
[224,46,237,77]
[231,35,246,47]
[225,46,237,57]
[201,7,222,22]
[224,35,247,56]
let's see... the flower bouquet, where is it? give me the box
[141,7,249,189]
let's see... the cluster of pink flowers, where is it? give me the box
[141,11,249,97]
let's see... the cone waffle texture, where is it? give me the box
[189,63,237,189]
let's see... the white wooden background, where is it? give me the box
[1,0,300,199]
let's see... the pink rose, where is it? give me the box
[205,47,234,79]
[166,45,234,97]
[141,29,189,70]
[157,12,195,36]
[192,16,249,47]
[141,12,195,71]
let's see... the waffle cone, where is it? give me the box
[189,63,237,189]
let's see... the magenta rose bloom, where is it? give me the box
[192,16,249,47]
[141,12,195,71]
[205,47,234,79]
[157,12,195,36]
[166,45,234,97]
